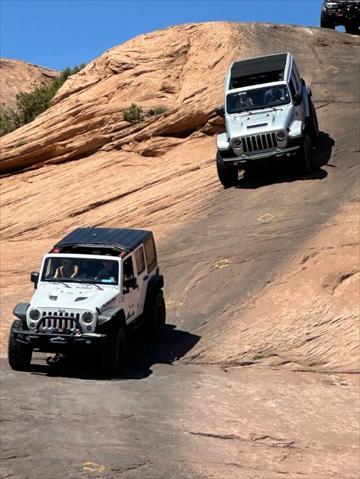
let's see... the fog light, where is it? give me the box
[86,326,92,331]
[30,322,35,328]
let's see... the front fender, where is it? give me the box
[13,303,30,322]
[97,307,125,327]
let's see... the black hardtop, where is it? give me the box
[55,227,152,253]
[230,53,288,88]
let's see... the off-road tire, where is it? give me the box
[345,24,359,34]
[216,151,238,188]
[8,320,32,371]
[300,134,318,174]
[320,12,335,29]
[146,290,166,338]
[307,99,319,143]
[100,325,127,377]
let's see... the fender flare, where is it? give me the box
[98,307,126,328]
[13,303,30,322]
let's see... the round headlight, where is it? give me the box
[29,309,41,320]
[276,131,287,142]
[232,138,242,148]
[82,312,94,324]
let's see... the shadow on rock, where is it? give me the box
[29,324,200,381]
[235,131,335,189]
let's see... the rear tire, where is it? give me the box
[100,325,127,377]
[146,290,166,338]
[216,151,238,188]
[308,99,320,143]
[8,320,32,371]
[300,134,318,174]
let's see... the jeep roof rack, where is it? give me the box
[52,227,152,255]
[229,53,289,89]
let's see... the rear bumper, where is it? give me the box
[221,144,301,166]
[14,329,107,352]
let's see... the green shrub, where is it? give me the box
[0,63,86,137]
[148,105,168,116]
[0,109,20,136]
[123,103,144,123]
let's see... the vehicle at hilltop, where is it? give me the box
[321,1,360,34]
[8,227,166,376]
[214,52,320,187]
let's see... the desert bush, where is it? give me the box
[0,63,86,137]
[148,105,168,116]
[123,103,144,123]
[0,109,20,136]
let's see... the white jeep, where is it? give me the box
[8,227,166,376]
[215,52,319,187]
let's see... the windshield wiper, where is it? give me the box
[50,280,71,288]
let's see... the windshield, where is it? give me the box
[227,85,291,114]
[41,257,119,285]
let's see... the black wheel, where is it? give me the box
[320,11,335,29]
[100,325,127,376]
[8,320,32,371]
[307,99,319,143]
[300,134,318,174]
[146,290,166,338]
[345,24,360,35]
[216,151,238,188]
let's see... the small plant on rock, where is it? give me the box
[123,103,144,123]
[148,105,168,117]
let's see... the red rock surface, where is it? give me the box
[0,58,58,112]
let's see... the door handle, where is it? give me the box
[143,276,149,281]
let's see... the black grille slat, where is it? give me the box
[242,132,278,154]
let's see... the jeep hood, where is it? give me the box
[226,105,293,138]
[30,283,119,311]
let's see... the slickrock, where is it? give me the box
[0,58,58,111]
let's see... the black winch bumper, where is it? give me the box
[14,329,107,352]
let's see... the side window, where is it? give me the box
[292,63,301,91]
[123,256,134,279]
[135,247,145,274]
[144,237,157,273]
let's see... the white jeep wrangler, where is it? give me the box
[8,227,166,376]
[215,52,320,187]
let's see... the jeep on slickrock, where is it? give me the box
[321,1,360,34]
[8,228,166,376]
[215,52,320,187]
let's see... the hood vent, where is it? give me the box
[75,296,88,302]
[247,123,268,129]
[49,295,58,301]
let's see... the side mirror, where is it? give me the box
[294,93,302,106]
[215,106,225,117]
[123,276,138,289]
[31,272,39,289]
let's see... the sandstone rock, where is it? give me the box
[0,58,58,112]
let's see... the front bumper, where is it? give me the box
[221,144,301,165]
[14,329,107,352]
[325,4,360,22]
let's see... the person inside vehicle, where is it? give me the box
[54,259,79,278]
[264,86,285,105]
[96,260,118,281]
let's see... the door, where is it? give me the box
[122,255,139,323]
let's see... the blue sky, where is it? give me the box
[1,0,323,70]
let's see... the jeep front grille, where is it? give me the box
[38,312,80,332]
[242,133,277,153]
